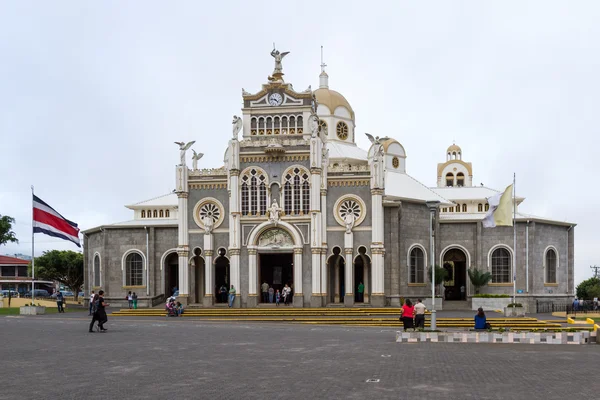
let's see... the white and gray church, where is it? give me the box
[83,50,575,309]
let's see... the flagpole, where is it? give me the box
[513,173,516,305]
[31,185,35,304]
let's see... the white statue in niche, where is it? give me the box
[202,215,214,234]
[268,199,283,225]
[344,213,355,234]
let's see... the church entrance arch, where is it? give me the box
[442,247,468,301]
[164,252,179,298]
[327,247,345,304]
[247,221,303,306]
[257,228,295,304]
[214,248,230,304]
[192,248,205,304]
[354,246,371,303]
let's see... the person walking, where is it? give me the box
[127,291,133,309]
[56,291,65,313]
[88,291,95,316]
[282,284,291,306]
[275,289,281,306]
[357,281,364,303]
[268,286,274,303]
[228,285,236,308]
[400,298,415,331]
[132,292,138,309]
[89,291,109,332]
[261,281,269,304]
[414,299,426,329]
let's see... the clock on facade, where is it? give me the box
[268,93,283,106]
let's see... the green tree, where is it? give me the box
[0,215,18,246]
[467,268,493,294]
[576,277,600,300]
[35,250,83,301]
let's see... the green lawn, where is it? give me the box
[0,307,84,315]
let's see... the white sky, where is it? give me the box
[0,1,598,283]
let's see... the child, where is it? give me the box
[275,290,281,306]
[176,301,184,316]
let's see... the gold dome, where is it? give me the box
[314,88,355,119]
[447,144,462,153]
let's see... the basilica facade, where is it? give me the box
[83,51,575,308]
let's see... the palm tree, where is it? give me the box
[467,268,492,294]
[427,265,449,295]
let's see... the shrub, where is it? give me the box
[507,303,523,307]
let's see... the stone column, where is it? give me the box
[203,232,214,307]
[310,135,323,308]
[247,248,258,307]
[370,188,385,307]
[293,247,303,307]
[176,164,190,305]
[344,232,354,306]
[229,248,241,307]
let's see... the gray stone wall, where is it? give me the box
[325,185,372,227]
[397,202,433,299]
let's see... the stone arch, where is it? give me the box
[160,248,178,298]
[440,245,471,300]
[247,220,303,249]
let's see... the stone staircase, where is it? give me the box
[443,300,470,311]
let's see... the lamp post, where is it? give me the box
[426,200,440,330]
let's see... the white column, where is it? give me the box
[204,250,213,299]
[344,247,354,300]
[203,233,213,297]
[371,189,385,298]
[176,164,190,300]
[228,164,241,304]
[248,248,257,296]
[320,191,328,298]
[294,248,303,296]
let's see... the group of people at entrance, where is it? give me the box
[261,282,292,306]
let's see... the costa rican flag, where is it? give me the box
[33,195,81,247]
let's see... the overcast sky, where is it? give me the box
[0,1,598,283]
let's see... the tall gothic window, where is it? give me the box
[283,167,310,215]
[546,249,557,283]
[241,168,268,216]
[93,254,100,287]
[126,253,143,286]
[409,247,425,283]
[491,248,511,283]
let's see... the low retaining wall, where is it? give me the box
[396,331,592,345]
[423,298,443,310]
[472,297,512,311]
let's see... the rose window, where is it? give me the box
[340,200,361,220]
[199,203,220,224]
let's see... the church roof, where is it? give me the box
[385,171,453,205]
[327,141,368,162]
[440,211,575,226]
[125,193,178,209]
[432,186,525,203]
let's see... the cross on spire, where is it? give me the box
[320,46,327,73]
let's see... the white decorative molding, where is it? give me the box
[239,138,310,147]
[329,163,369,173]
[188,167,228,176]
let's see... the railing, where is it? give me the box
[535,301,568,313]
[566,301,599,316]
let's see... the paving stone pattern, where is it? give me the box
[1,312,599,400]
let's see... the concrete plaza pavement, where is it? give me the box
[1,311,598,400]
